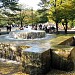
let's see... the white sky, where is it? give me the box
[18,0,41,10]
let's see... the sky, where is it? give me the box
[18,0,41,10]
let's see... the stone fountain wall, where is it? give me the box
[0,43,30,62]
[0,36,75,75]
[50,36,75,71]
[22,48,51,75]
[0,42,52,75]
[50,47,74,71]
[20,36,75,75]
[9,30,46,39]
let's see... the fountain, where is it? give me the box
[0,26,75,75]
[0,26,57,75]
[8,27,46,39]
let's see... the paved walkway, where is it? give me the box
[59,30,75,34]
[0,27,19,32]
[0,27,19,35]
[0,27,75,35]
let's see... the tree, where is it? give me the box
[38,0,60,33]
[0,11,7,27]
[48,0,63,33]
[58,0,75,33]
[69,0,75,28]
[15,7,34,27]
[0,0,19,10]
[0,0,20,26]
[49,0,75,34]
[37,9,48,23]
[38,0,49,23]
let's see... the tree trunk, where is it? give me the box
[56,21,58,34]
[65,20,68,34]
[21,20,23,27]
[71,20,74,28]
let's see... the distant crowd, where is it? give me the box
[5,24,56,33]
[31,24,56,33]
[6,25,11,31]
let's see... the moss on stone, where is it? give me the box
[50,36,72,46]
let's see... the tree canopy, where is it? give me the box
[39,0,75,33]
[0,0,19,10]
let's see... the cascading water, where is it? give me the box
[8,27,46,39]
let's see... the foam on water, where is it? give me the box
[8,27,46,40]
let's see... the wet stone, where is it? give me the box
[51,46,74,71]
[22,47,51,75]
